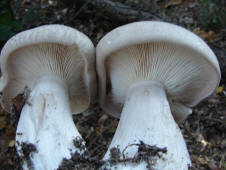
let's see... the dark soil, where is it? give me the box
[58,140,167,170]
[0,0,226,170]
[17,142,37,170]
[107,141,167,170]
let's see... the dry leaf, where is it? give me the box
[164,0,182,8]
[96,31,104,41]
[112,120,119,128]
[98,114,108,124]
[193,28,217,41]
[95,124,104,136]
[198,157,207,164]
[216,86,223,94]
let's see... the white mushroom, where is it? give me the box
[96,21,221,169]
[0,25,96,170]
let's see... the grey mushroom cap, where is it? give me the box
[96,21,221,121]
[0,24,96,114]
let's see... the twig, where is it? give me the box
[204,117,226,125]
[74,0,92,18]
[77,0,169,22]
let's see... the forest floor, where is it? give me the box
[0,0,225,169]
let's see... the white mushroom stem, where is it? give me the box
[103,81,191,170]
[16,77,85,170]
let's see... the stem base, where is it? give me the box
[16,79,84,170]
[103,81,191,170]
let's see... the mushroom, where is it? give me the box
[96,21,221,169]
[0,25,96,170]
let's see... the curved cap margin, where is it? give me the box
[97,21,220,73]
[96,21,221,118]
[0,24,96,113]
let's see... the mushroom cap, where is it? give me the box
[0,24,96,114]
[96,21,221,120]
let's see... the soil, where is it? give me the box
[58,140,168,170]
[17,142,37,170]
[0,0,225,170]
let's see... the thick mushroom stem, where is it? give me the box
[15,77,85,170]
[103,81,191,170]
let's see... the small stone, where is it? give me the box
[183,17,193,24]
[8,140,15,147]
[0,116,6,130]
